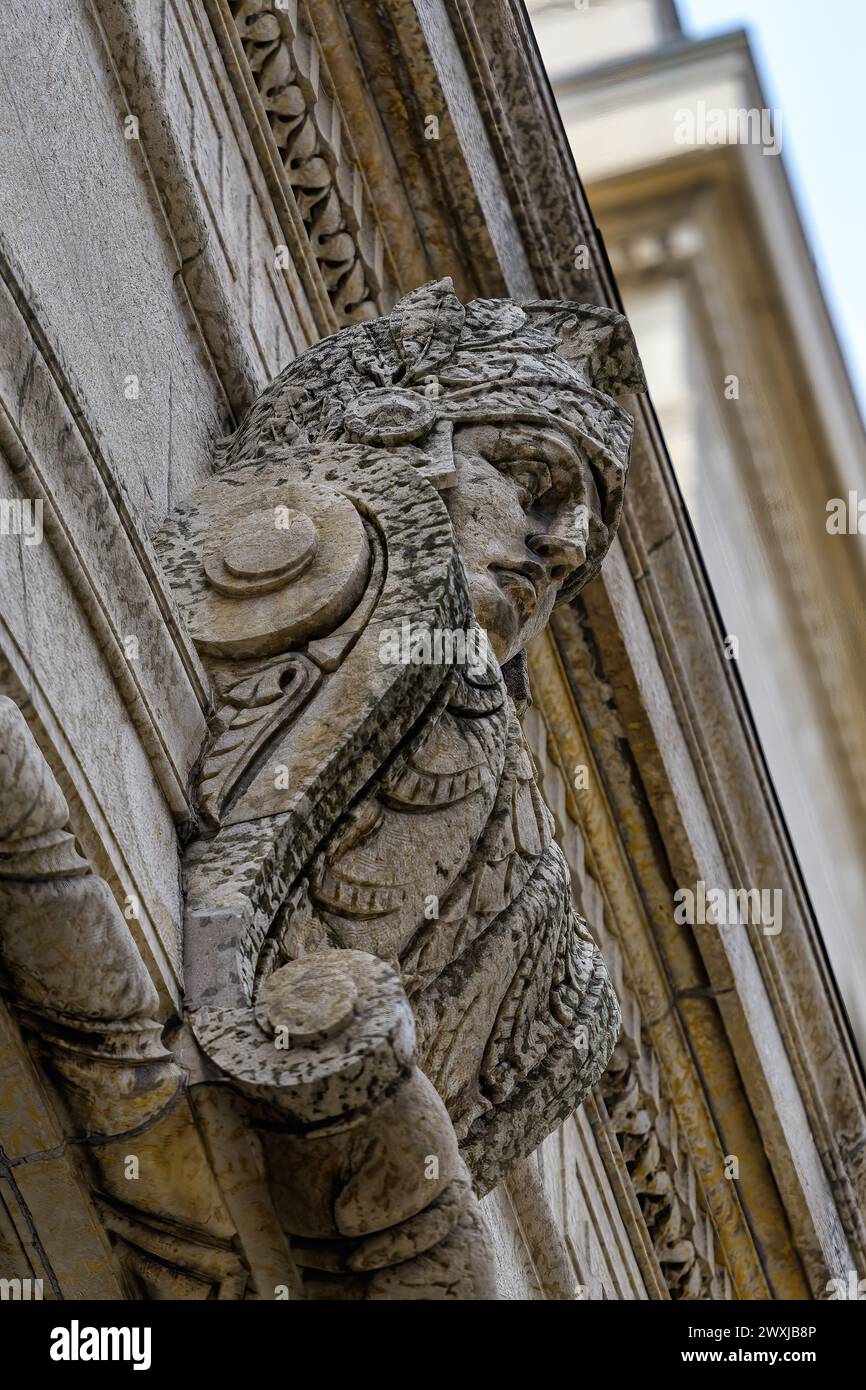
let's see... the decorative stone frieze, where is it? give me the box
[226,0,385,323]
[520,699,733,1301]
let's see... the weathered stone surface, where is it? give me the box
[162,477,370,658]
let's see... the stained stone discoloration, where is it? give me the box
[155,278,643,1298]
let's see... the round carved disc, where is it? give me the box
[162,477,371,659]
[257,956,359,1046]
[343,387,436,445]
[205,508,317,595]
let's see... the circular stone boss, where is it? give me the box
[163,476,370,659]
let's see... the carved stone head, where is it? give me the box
[218,279,645,662]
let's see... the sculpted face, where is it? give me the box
[445,419,600,663]
[215,281,643,670]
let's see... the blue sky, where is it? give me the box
[678,0,866,422]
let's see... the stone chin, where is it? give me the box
[465,565,556,665]
[467,574,518,664]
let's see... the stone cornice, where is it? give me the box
[527,632,757,1299]
[206,0,389,324]
[587,156,866,852]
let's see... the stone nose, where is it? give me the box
[526,530,586,580]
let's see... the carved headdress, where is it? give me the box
[219,278,645,595]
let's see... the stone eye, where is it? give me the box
[510,461,553,510]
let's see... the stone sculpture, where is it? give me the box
[152,278,644,1296]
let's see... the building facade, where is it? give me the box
[0,0,864,1300]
